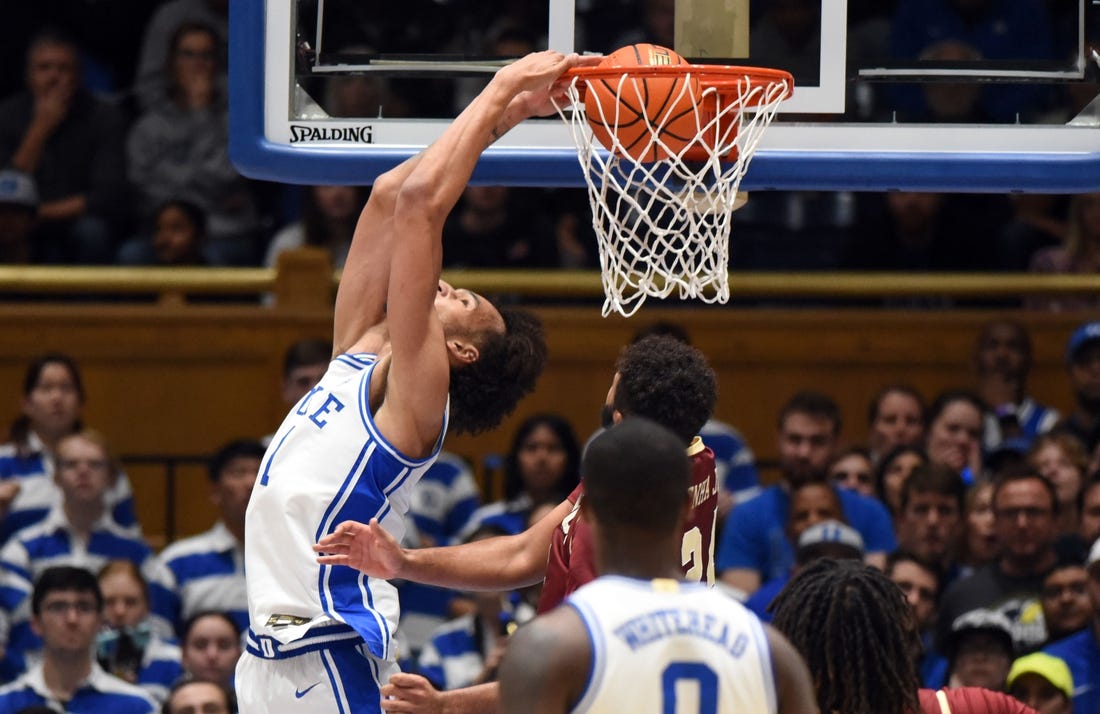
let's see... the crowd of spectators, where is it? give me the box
[0,0,1097,282]
[0,314,1097,711]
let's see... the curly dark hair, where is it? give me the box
[769,558,921,714]
[447,306,547,435]
[612,335,716,445]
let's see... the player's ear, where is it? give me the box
[446,337,480,366]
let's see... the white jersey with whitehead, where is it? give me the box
[243,353,446,661]
[567,576,776,714]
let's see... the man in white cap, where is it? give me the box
[1042,537,1100,714]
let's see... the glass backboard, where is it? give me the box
[229,0,1100,191]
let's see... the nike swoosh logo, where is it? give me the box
[295,682,321,699]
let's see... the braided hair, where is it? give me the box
[769,559,920,714]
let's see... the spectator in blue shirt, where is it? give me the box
[0,429,170,675]
[717,390,897,597]
[0,566,156,712]
[155,439,263,638]
[0,353,138,546]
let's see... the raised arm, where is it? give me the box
[332,51,584,357]
[316,497,574,591]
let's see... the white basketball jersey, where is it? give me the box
[243,353,445,662]
[566,576,776,714]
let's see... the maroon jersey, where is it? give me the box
[537,437,718,613]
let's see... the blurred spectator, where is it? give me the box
[749,0,822,85]
[876,444,929,519]
[96,561,183,703]
[885,550,945,687]
[263,186,367,269]
[1028,192,1100,311]
[457,414,580,540]
[959,478,1000,573]
[261,338,331,446]
[127,22,259,266]
[1042,536,1100,714]
[608,0,675,52]
[321,46,411,119]
[0,29,127,264]
[842,193,1010,277]
[0,353,138,546]
[450,31,537,118]
[178,611,240,694]
[118,198,209,266]
[973,319,1060,453]
[938,469,1059,652]
[156,439,263,638]
[278,338,331,411]
[924,389,985,484]
[909,40,990,123]
[889,0,1055,122]
[895,464,966,587]
[1056,321,1100,455]
[0,429,171,674]
[867,384,927,466]
[441,186,558,268]
[0,566,157,712]
[744,500,863,621]
[0,170,38,264]
[134,0,228,113]
[717,391,896,596]
[545,188,598,269]
[1028,432,1088,536]
[1006,652,1074,714]
[827,446,875,497]
[945,608,1016,691]
[1038,545,1092,643]
[1081,477,1100,546]
[162,679,233,714]
[996,195,1068,271]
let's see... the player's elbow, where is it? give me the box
[395,174,449,227]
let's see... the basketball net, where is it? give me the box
[554,66,792,317]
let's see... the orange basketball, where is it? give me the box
[584,44,700,162]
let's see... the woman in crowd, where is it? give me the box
[875,444,928,519]
[925,389,985,483]
[0,354,136,545]
[458,413,580,539]
[1028,431,1088,536]
[97,560,183,702]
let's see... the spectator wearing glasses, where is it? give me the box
[938,468,1060,653]
[0,566,156,712]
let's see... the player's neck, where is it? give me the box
[597,533,681,581]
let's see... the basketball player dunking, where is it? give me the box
[316,334,723,712]
[499,418,818,713]
[234,50,592,713]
